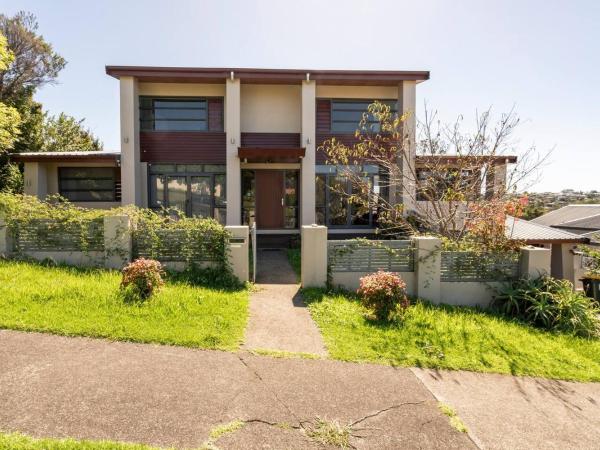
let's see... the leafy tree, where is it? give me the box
[0,11,66,102]
[40,113,101,152]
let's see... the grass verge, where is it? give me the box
[0,260,248,350]
[303,288,600,381]
[0,432,169,450]
[286,248,301,281]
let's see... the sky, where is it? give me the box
[1,0,598,192]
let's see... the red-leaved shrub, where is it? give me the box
[357,270,409,322]
[120,258,164,302]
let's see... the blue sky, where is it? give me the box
[1,0,598,192]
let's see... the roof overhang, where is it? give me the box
[106,66,430,86]
[10,151,120,165]
[238,147,305,163]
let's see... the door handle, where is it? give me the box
[281,197,284,206]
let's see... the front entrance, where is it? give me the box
[242,169,299,230]
[255,170,284,228]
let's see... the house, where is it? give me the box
[11,66,513,241]
[506,216,589,288]
[532,204,600,240]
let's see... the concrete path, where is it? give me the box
[244,249,327,356]
[0,330,472,449]
[412,368,600,450]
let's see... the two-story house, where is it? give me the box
[12,66,512,240]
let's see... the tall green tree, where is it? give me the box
[40,113,102,152]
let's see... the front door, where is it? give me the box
[255,170,284,229]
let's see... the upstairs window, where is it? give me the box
[330,100,397,133]
[140,97,208,131]
[59,167,120,202]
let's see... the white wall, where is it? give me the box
[331,271,416,295]
[240,84,301,133]
[138,82,225,97]
[440,281,506,308]
[316,85,398,99]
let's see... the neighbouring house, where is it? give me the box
[531,204,600,240]
[506,216,589,288]
[11,66,514,242]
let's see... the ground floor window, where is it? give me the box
[315,165,381,228]
[58,167,120,202]
[241,169,299,229]
[148,164,226,223]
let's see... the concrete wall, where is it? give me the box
[241,84,301,133]
[440,281,506,308]
[316,85,398,99]
[138,82,225,97]
[331,271,416,294]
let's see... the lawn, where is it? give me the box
[0,260,248,350]
[0,432,169,450]
[303,289,600,382]
[286,248,300,281]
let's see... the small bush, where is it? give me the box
[494,276,600,338]
[120,258,164,302]
[357,270,409,322]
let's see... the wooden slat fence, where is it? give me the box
[441,251,519,282]
[133,226,224,263]
[328,240,414,273]
[15,218,104,252]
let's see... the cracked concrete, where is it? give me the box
[0,330,472,449]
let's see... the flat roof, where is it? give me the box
[11,150,120,164]
[106,66,430,86]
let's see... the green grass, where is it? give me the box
[0,432,170,450]
[0,260,248,350]
[286,248,301,281]
[303,289,600,382]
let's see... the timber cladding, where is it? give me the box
[140,131,226,163]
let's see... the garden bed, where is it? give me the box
[303,289,600,382]
[0,260,248,350]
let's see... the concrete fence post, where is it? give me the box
[225,226,249,283]
[0,218,13,257]
[301,225,328,288]
[104,215,132,270]
[519,246,551,279]
[414,236,442,303]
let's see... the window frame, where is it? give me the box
[58,167,119,203]
[139,96,222,132]
[329,99,398,133]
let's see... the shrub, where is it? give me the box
[357,270,409,322]
[120,258,164,302]
[494,276,600,338]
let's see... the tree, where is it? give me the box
[40,113,102,152]
[0,11,66,103]
[320,102,549,250]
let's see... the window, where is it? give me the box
[140,97,208,131]
[59,167,119,202]
[315,165,380,228]
[148,164,226,223]
[330,100,397,133]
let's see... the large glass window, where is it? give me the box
[140,97,208,131]
[58,167,119,202]
[148,164,226,223]
[330,100,397,133]
[315,165,380,228]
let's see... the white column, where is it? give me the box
[103,215,132,269]
[0,218,13,257]
[120,76,141,206]
[520,246,551,278]
[225,225,249,282]
[301,225,327,287]
[398,81,417,214]
[414,236,441,303]
[225,78,241,225]
[23,162,48,199]
[301,80,316,225]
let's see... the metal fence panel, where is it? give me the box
[327,240,415,273]
[133,227,223,262]
[15,218,104,252]
[441,251,519,282]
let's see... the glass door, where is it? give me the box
[190,176,211,218]
[166,176,187,213]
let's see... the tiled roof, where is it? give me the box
[506,216,589,243]
[531,204,600,226]
[555,213,600,231]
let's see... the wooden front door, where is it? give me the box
[255,170,284,229]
